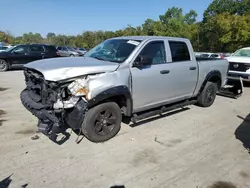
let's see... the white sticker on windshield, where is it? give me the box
[127,40,140,46]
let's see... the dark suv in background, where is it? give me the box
[0,44,60,71]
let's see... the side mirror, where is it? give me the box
[134,55,152,67]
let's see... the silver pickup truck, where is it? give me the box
[20,36,229,144]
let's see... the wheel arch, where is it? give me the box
[198,70,222,95]
[87,85,133,116]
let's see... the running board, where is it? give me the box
[131,99,197,123]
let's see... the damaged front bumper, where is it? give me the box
[20,89,62,142]
[20,67,112,144]
[20,88,87,144]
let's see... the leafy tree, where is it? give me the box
[200,13,250,52]
[203,0,250,21]
[22,32,43,44]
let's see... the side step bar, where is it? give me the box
[131,99,197,122]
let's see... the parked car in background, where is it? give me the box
[209,53,224,59]
[76,47,87,55]
[0,46,10,52]
[0,44,60,71]
[20,36,229,144]
[226,47,250,81]
[196,53,224,59]
[56,46,82,57]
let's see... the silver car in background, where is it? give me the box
[56,46,82,57]
[76,47,87,55]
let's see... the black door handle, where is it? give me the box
[160,70,170,74]
[189,67,197,70]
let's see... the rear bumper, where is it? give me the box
[228,71,250,82]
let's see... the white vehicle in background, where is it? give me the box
[226,47,250,82]
[0,46,13,52]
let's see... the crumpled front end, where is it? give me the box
[20,68,88,144]
[20,66,130,144]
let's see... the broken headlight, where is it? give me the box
[67,79,89,98]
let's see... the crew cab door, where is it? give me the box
[165,40,198,99]
[130,39,198,112]
[8,45,30,65]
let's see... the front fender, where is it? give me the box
[87,85,133,116]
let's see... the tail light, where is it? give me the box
[219,54,224,59]
[56,51,60,56]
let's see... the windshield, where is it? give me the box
[232,49,250,57]
[84,39,141,63]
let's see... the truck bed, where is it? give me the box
[193,57,229,96]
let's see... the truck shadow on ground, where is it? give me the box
[235,113,250,153]
[123,107,190,128]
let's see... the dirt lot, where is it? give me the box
[0,70,250,188]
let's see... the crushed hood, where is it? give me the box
[24,57,120,81]
[225,56,250,63]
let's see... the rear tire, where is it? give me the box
[82,102,122,143]
[0,59,9,72]
[197,81,217,107]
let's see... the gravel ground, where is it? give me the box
[0,70,250,188]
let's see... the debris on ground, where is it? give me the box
[0,87,8,92]
[31,135,39,140]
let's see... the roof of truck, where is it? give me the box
[111,36,189,41]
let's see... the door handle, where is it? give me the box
[160,70,170,74]
[189,67,197,70]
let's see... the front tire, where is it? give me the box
[0,59,9,72]
[197,81,217,107]
[82,102,122,143]
[70,54,75,57]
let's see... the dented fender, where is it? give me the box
[63,68,132,106]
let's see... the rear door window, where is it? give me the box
[210,54,219,58]
[169,41,191,62]
[29,45,44,53]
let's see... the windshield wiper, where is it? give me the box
[91,56,106,61]
[91,56,121,63]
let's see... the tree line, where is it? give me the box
[1,0,250,53]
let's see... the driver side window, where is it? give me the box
[137,41,166,65]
